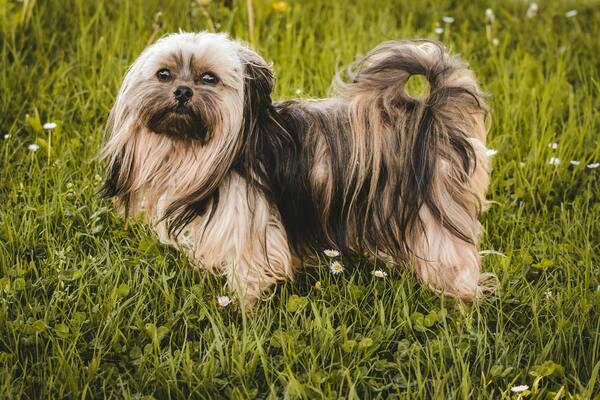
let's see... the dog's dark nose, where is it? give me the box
[174,86,193,103]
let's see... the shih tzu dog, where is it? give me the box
[101,32,494,308]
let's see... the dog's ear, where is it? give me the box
[238,47,275,137]
[99,104,133,214]
[99,53,148,217]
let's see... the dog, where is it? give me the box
[101,32,494,308]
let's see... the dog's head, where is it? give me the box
[101,32,275,233]
[111,31,276,142]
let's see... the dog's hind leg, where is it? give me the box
[409,138,495,301]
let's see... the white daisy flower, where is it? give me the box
[442,16,454,24]
[216,296,232,307]
[434,26,444,35]
[295,88,302,96]
[43,122,57,130]
[587,163,599,169]
[545,290,552,298]
[485,8,495,23]
[526,3,538,18]
[28,143,40,152]
[323,249,340,257]
[548,142,558,149]
[548,157,561,165]
[329,261,344,275]
[570,160,580,166]
[492,38,500,46]
[511,385,529,393]
[3,134,9,139]
[565,10,577,18]
[371,270,388,278]
[485,148,498,156]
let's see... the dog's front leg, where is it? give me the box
[186,173,294,309]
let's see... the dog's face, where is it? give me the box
[119,32,248,143]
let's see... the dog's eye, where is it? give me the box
[156,69,172,82]
[198,72,219,85]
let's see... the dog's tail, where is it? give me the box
[338,40,493,300]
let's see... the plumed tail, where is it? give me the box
[337,39,490,262]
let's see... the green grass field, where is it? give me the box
[1,0,599,398]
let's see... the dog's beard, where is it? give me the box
[147,103,209,143]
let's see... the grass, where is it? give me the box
[1,0,599,398]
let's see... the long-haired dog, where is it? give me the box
[101,32,494,308]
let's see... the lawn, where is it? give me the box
[1,0,599,398]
